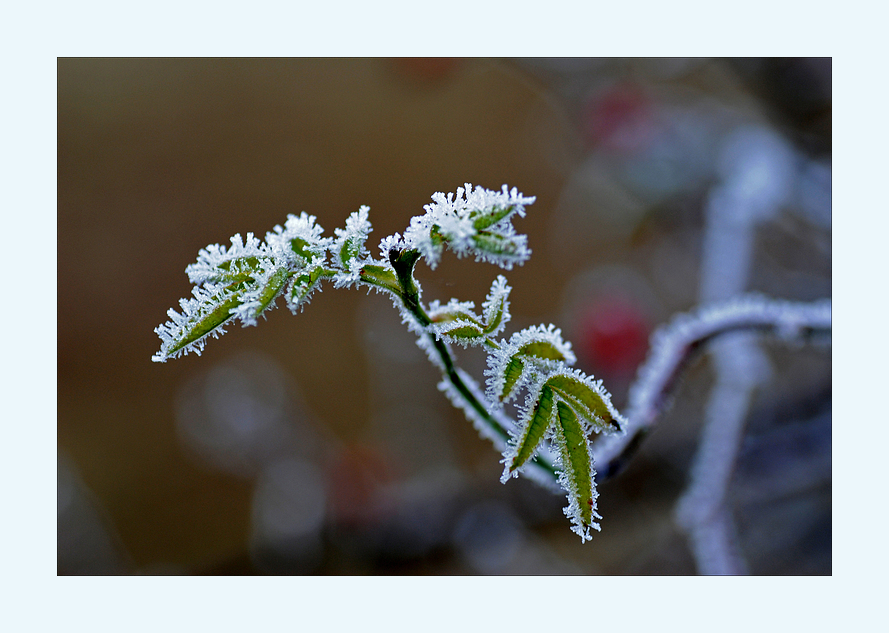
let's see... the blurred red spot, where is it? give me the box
[326,445,394,527]
[583,85,654,154]
[392,58,460,84]
[578,296,650,378]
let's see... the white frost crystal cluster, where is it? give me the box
[403,183,535,269]
[153,183,627,542]
[153,212,334,362]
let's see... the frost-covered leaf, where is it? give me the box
[333,206,372,269]
[286,265,334,312]
[497,367,609,540]
[436,322,487,342]
[206,256,261,285]
[471,204,515,231]
[546,370,624,434]
[428,299,486,345]
[152,286,243,362]
[231,265,293,326]
[493,359,624,541]
[505,384,554,475]
[265,212,331,263]
[426,276,513,347]
[357,263,402,297]
[404,184,535,270]
[499,356,525,402]
[481,275,511,337]
[470,231,529,270]
[552,400,598,538]
[484,324,576,405]
[185,233,268,286]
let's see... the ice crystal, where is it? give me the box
[378,233,406,261]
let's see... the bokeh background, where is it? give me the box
[58,58,831,575]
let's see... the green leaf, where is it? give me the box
[471,231,521,257]
[509,385,554,472]
[358,264,402,296]
[499,356,525,402]
[472,205,514,230]
[547,374,622,433]
[165,293,241,357]
[518,340,571,363]
[442,324,485,339]
[339,236,362,268]
[289,266,332,308]
[482,295,507,335]
[290,236,319,260]
[204,256,261,285]
[253,266,292,315]
[554,401,595,528]
[431,310,484,328]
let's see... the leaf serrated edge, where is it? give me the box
[547,372,625,433]
[553,400,598,536]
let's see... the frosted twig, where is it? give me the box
[592,294,832,478]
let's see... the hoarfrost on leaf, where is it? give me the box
[332,205,374,288]
[484,324,576,406]
[426,276,513,347]
[265,212,331,263]
[405,183,535,270]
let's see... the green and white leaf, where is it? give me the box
[265,212,331,264]
[285,264,335,312]
[403,183,535,270]
[484,324,576,404]
[546,369,625,434]
[498,365,626,541]
[356,263,402,298]
[505,382,555,475]
[332,206,374,288]
[428,298,486,345]
[480,275,511,337]
[427,276,514,347]
[551,400,600,541]
[153,284,243,362]
[185,232,268,286]
[230,264,293,326]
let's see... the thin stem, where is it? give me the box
[387,247,559,482]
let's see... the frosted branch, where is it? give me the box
[592,294,832,478]
[154,183,626,541]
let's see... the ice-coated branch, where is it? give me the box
[592,294,832,479]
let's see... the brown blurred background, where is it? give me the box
[58,58,831,575]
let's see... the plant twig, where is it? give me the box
[388,246,561,486]
[592,294,832,479]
